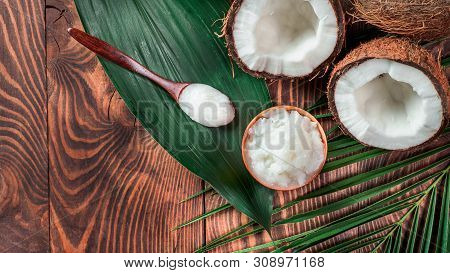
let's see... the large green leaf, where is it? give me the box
[74,0,273,230]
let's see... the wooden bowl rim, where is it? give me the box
[241,105,328,191]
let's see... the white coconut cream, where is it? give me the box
[178,84,235,127]
[245,108,325,189]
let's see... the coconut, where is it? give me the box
[351,0,450,41]
[224,0,346,79]
[328,37,449,150]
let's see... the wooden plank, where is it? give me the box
[0,0,49,252]
[46,0,204,252]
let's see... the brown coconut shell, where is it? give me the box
[224,0,346,80]
[351,0,450,41]
[328,37,450,150]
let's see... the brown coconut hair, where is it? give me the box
[351,0,450,41]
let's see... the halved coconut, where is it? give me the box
[328,38,449,150]
[224,0,345,79]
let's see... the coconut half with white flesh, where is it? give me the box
[225,0,345,79]
[328,38,449,150]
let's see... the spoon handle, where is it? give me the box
[68,28,187,100]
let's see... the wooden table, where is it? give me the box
[1,0,448,253]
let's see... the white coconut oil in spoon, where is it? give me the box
[178,84,235,127]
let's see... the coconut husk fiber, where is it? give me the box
[351,0,450,41]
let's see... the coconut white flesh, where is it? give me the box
[245,109,325,189]
[178,84,235,128]
[334,59,443,150]
[232,0,339,77]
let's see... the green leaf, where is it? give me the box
[325,125,340,137]
[344,237,384,253]
[274,196,416,252]
[328,137,359,151]
[314,113,333,119]
[384,236,393,253]
[179,186,213,204]
[74,0,274,230]
[406,208,420,253]
[174,204,230,230]
[291,200,414,253]
[392,227,402,253]
[197,153,448,252]
[204,162,446,253]
[253,174,426,250]
[421,187,437,253]
[235,234,304,253]
[322,225,392,253]
[294,145,449,202]
[327,144,366,159]
[437,174,450,252]
[195,222,257,253]
[277,161,445,225]
[323,149,387,172]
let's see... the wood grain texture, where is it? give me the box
[1,0,448,253]
[0,0,49,252]
[46,0,204,253]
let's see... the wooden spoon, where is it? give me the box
[68,28,236,127]
[241,106,328,191]
[68,27,189,101]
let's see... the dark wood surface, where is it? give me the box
[0,0,49,252]
[46,0,203,252]
[0,0,448,253]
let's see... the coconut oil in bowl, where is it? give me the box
[242,106,327,191]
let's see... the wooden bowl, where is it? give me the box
[242,106,328,191]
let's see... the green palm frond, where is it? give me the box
[327,171,449,253]
[179,186,213,204]
[192,144,448,253]
[75,0,274,231]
